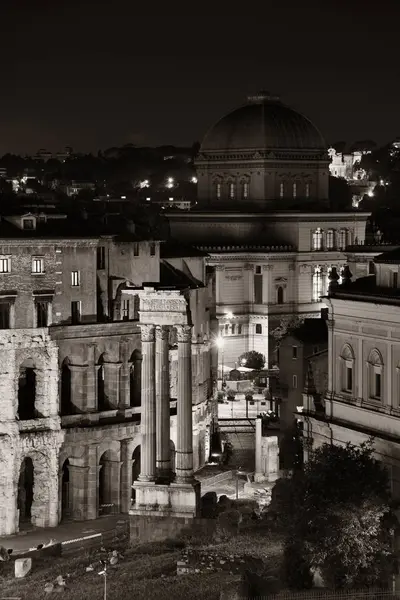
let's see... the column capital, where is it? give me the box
[155,325,170,341]
[176,324,193,343]
[139,323,155,342]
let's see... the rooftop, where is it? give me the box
[329,275,400,305]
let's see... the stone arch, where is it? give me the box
[368,348,383,366]
[340,343,355,361]
[131,445,141,501]
[18,451,50,529]
[60,357,72,415]
[130,349,142,408]
[18,358,37,420]
[99,449,119,515]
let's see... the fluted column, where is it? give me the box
[176,324,194,482]
[156,326,171,481]
[138,324,156,482]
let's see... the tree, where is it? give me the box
[275,441,395,589]
[238,351,265,370]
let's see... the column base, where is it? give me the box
[130,479,200,518]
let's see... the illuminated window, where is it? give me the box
[71,271,80,287]
[326,230,334,249]
[340,344,354,393]
[305,182,310,197]
[280,182,284,198]
[0,256,11,273]
[293,182,297,198]
[243,182,249,199]
[255,324,262,334]
[216,182,221,199]
[312,228,323,250]
[32,257,44,274]
[312,266,323,301]
[339,229,347,250]
[368,349,383,400]
[122,299,129,321]
[229,183,235,199]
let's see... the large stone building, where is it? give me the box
[168,92,370,371]
[300,247,400,499]
[0,211,213,535]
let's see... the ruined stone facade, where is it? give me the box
[0,219,213,535]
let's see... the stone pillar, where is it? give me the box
[255,417,263,480]
[103,363,122,409]
[156,326,171,481]
[176,324,194,482]
[119,341,130,409]
[138,324,156,482]
[120,440,133,513]
[69,365,87,412]
[85,345,97,412]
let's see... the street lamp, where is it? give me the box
[216,335,225,388]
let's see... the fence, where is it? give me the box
[260,590,399,600]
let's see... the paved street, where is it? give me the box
[218,393,267,419]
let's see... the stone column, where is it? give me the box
[156,326,171,481]
[69,365,87,413]
[103,363,122,409]
[120,439,133,513]
[176,324,194,482]
[255,417,263,480]
[119,341,130,409]
[138,324,156,482]
[85,345,97,412]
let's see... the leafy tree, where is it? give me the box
[238,350,265,370]
[275,440,396,589]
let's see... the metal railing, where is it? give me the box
[263,590,399,600]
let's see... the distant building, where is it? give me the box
[33,147,73,162]
[328,147,375,206]
[62,180,96,197]
[278,317,328,427]
[300,246,400,501]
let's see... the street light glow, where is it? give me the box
[191,176,198,183]
[216,336,224,349]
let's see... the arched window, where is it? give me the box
[229,182,235,199]
[280,182,284,198]
[216,182,221,199]
[231,324,236,335]
[292,182,297,198]
[305,182,310,198]
[368,349,383,400]
[255,324,262,334]
[242,182,249,199]
[312,228,323,251]
[277,286,284,304]
[312,266,323,301]
[340,344,355,394]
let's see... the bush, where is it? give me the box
[227,391,236,401]
[245,393,253,403]
[238,351,265,370]
[282,542,313,589]
[217,509,242,538]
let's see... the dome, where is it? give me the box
[200,92,326,153]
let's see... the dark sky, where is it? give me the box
[2,0,400,155]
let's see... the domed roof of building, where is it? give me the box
[200,92,326,153]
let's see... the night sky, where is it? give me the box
[3,1,400,155]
